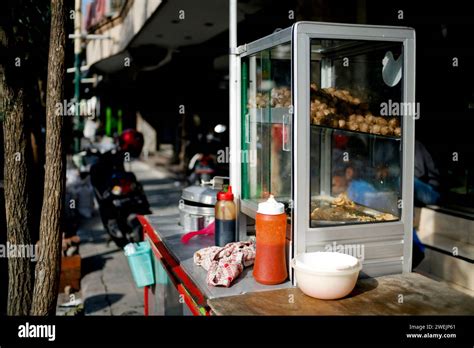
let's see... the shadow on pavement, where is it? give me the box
[81,249,119,277]
[84,293,124,314]
[78,232,111,245]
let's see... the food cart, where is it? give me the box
[138,20,474,316]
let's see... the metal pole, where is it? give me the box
[229,0,238,189]
[73,0,82,152]
[229,0,245,240]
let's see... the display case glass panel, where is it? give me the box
[241,43,292,207]
[309,39,403,226]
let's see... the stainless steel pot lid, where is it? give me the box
[179,200,215,215]
[181,185,219,206]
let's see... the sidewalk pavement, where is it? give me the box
[74,158,182,315]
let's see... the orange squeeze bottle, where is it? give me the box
[253,195,288,285]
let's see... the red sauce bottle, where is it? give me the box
[253,195,287,285]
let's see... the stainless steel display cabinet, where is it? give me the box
[232,22,415,280]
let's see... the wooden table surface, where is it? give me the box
[208,273,474,315]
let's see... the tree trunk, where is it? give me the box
[30,0,66,315]
[2,82,34,316]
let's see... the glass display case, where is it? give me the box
[235,22,415,279]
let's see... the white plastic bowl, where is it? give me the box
[291,252,362,300]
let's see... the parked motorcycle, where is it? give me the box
[81,130,151,248]
[187,153,216,185]
[186,124,228,185]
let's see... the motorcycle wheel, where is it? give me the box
[105,216,143,249]
[127,216,143,244]
[105,218,129,248]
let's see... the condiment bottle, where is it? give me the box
[215,185,236,246]
[253,195,287,285]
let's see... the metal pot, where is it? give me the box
[179,199,215,232]
[178,177,228,232]
[181,185,219,206]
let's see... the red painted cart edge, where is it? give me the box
[138,215,211,315]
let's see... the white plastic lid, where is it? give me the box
[295,252,361,272]
[257,195,285,215]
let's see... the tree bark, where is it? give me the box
[2,81,35,316]
[30,0,66,315]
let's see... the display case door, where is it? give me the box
[239,42,293,215]
[292,22,415,279]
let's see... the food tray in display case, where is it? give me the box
[232,22,416,281]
